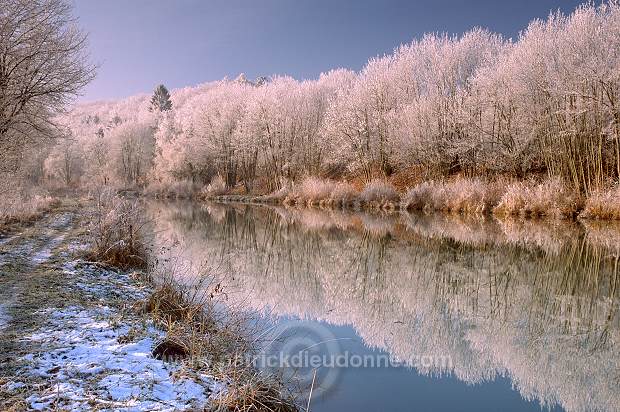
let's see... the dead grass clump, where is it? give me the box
[87,187,149,269]
[360,180,400,203]
[142,270,299,411]
[493,178,582,219]
[580,186,620,219]
[402,178,502,214]
[329,181,359,206]
[145,283,209,324]
[401,181,436,211]
[202,176,228,198]
[292,177,336,205]
[208,368,298,412]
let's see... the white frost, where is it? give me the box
[13,260,225,411]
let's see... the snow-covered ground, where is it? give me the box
[0,219,226,412]
[0,304,9,331]
[18,304,222,411]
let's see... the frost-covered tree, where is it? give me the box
[51,1,620,194]
[0,0,95,167]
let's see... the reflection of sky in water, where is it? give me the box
[148,201,620,412]
[279,320,559,412]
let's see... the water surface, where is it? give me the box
[149,201,620,412]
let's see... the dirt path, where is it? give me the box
[0,204,220,411]
[0,208,79,371]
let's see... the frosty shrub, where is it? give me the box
[294,177,336,203]
[329,181,359,204]
[360,180,400,203]
[401,181,437,211]
[403,178,508,214]
[88,187,149,269]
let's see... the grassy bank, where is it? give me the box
[202,175,620,221]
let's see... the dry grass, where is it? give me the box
[401,178,503,214]
[493,178,582,219]
[146,180,199,199]
[359,179,399,204]
[208,368,298,412]
[201,176,228,198]
[580,186,620,220]
[285,177,361,208]
[144,263,299,412]
[0,194,60,229]
[328,181,359,206]
[86,188,149,270]
[262,186,293,203]
[290,177,336,205]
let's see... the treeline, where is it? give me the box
[43,2,620,198]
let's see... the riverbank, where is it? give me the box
[0,199,298,411]
[200,176,620,221]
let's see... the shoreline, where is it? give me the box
[148,176,620,221]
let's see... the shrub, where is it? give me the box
[295,176,335,203]
[359,180,400,203]
[401,181,436,211]
[87,188,149,269]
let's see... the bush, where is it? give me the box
[359,180,400,203]
[401,181,436,211]
[87,188,149,269]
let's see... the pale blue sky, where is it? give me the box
[74,0,586,102]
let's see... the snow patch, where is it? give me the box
[0,304,9,331]
[31,234,66,264]
[18,260,224,411]
[0,235,17,247]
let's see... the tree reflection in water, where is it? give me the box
[148,201,620,412]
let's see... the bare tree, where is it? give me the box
[0,0,95,148]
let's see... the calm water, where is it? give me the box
[148,201,620,412]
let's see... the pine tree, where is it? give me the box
[149,84,173,112]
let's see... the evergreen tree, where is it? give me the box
[149,84,173,112]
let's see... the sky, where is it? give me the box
[74,0,587,102]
